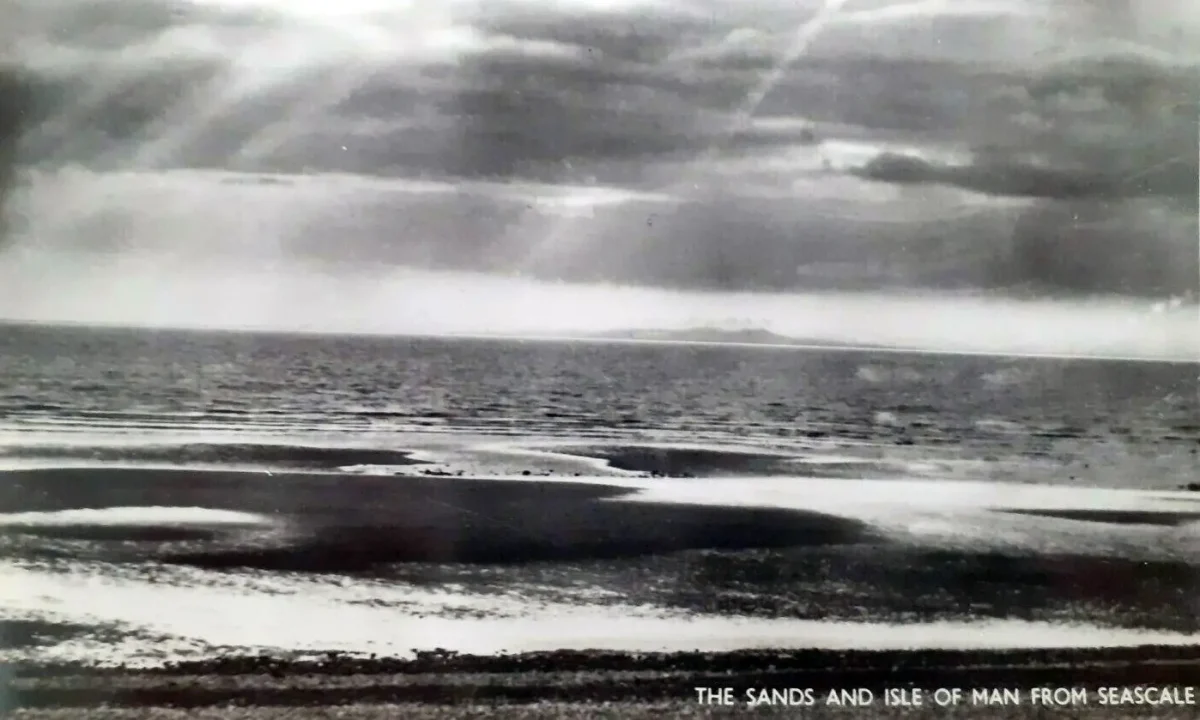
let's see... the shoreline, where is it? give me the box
[9,646,1200,716]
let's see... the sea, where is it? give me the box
[1,322,1199,667]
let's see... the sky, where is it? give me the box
[0,0,1197,353]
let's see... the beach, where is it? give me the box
[2,327,1198,718]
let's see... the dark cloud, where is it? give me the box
[844,50,1200,299]
[0,66,34,246]
[1001,200,1198,297]
[857,148,1195,202]
[474,9,713,66]
[11,2,1190,187]
[10,28,820,180]
[854,54,1199,203]
[17,0,285,47]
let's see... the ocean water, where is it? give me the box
[1,323,1199,666]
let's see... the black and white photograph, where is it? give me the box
[1,0,1198,717]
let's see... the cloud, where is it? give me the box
[12,165,1193,299]
[852,53,1198,203]
[11,3,833,180]
[3,0,1197,301]
[841,46,1199,299]
[0,66,34,246]
[10,0,1198,179]
[833,0,1041,24]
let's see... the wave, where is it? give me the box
[0,505,277,543]
[526,443,951,480]
[16,548,1200,668]
[0,442,426,470]
[0,506,273,528]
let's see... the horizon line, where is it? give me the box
[3,319,1196,365]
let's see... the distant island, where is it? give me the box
[595,328,893,348]
[601,327,795,344]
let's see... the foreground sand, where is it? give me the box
[9,646,1200,718]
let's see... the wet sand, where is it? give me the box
[0,467,874,571]
[0,444,429,471]
[9,647,1200,718]
[547,445,809,478]
[8,464,1200,714]
[8,466,1200,644]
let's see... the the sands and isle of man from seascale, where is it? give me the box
[696,685,1197,708]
